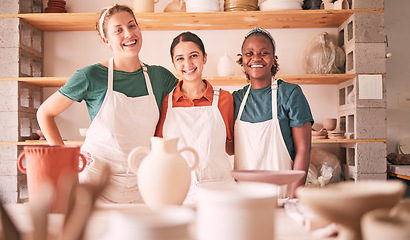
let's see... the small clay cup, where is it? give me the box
[323,118,337,131]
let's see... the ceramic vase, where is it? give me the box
[17,145,86,213]
[128,137,199,209]
[164,0,186,12]
[217,53,236,77]
[132,0,159,12]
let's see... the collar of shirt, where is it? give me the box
[173,79,213,105]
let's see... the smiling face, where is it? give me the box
[103,11,142,58]
[241,34,276,82]
[172,41,207,82]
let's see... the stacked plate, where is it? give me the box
[186,0,220,12]
[259,0,303,10]
[45,0,67,13]
[225,0,258,11]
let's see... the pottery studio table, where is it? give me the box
[3,203,336,240]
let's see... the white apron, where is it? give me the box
[163,87,234,203]
[80,57,159,203]
[234,79,292,198]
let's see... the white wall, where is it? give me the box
[43,0,344,140]
[385,1,410,153]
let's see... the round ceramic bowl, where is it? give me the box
[296,180,406,240]
[231,170,305,186]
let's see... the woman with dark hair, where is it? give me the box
[37,4,178,203]
[155,31,235,203]
[233,27,314,199]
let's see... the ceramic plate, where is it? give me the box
[398,137,410,154]
[231,170,305,186]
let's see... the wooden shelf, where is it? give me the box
[0,138,386,146]
[312,138,386,144]
[0,9,383,31]
[0,140,84,146]
[0,74,360,87]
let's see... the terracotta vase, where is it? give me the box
[18,145,86,213]
[128,137,199,209]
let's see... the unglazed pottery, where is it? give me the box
[323,118,337,131]
[128,137,199,209]
[164,0,186,12]
[197,182,277,240]
[296,180,406,240]
[231,170,305,186]
[361,208,410,240]
[217,53,236,77]
[17,145,86,213]
[132,0,159,12]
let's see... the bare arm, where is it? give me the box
[290,121,312,198]
[37,91,75,145]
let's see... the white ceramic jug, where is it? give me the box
[128,137,199,209]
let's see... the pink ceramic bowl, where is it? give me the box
[231,170,305,186]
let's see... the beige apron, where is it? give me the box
[80,57,159,203]
[163,87,234,203]
[234,79,292,198]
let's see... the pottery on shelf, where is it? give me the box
[296,180,406,240]
[164,0,186,12]
[128,137,199,209]
[323,118,337,131]
[132,0,159,13]
[217,53,236,77]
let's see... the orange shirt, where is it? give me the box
[155,80,234,154]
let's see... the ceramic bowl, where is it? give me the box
[361,208,410,240]
[79,128,88,137]
[231,170,305,186]
[296,180,406,240]
[323,118,337,131]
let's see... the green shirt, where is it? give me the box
[232,79,314,160]
[59,63,178,121]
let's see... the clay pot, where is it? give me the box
[323,118,337,131]
[18,145,86,213]
[132,0,159,13]
[297,181,406,240]
[128,137,199,209]
[361,208,410,240]
[164,0,186,12]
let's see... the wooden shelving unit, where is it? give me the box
[0,9,383,31]
[0,74,364,87]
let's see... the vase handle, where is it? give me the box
[17,152,27,174]
[78,153,87,172]
[128,147,151,173]
[179,147,199,171]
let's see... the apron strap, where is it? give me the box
[212,87,220,107]
[168,87,176,108]
[237,84,251,120]
[271,78,278,118]
[140,62,155,96]
[108,57,114,91]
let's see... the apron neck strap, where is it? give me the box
[108,57,114,91]
[271,78,278,118]
[212,87,220,107]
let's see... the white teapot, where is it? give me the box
[128,137,199,209]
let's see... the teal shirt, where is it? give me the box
[59,63,178,121]
[232,79,314,160]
